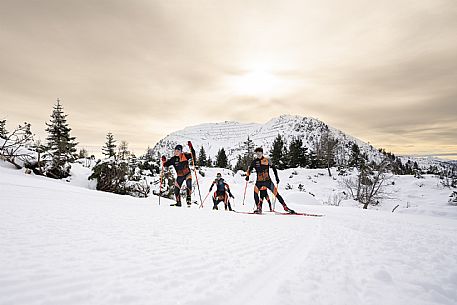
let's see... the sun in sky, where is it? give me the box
[227,62,298,98]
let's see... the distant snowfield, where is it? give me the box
[1,164,457,305]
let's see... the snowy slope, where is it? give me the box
[151,115,384,165]
[1,165,457,305]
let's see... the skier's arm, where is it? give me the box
[226,184,234,198]
[245,160,255,180]
[209,180,215,192]
[162,156,173,167]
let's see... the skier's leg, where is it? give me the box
[253,185,260,212]
[212,192,218,210]
[174,176,184,206]
[185,174,192,205]
[267,181,294,213]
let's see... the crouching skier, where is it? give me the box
[246,147,295,214]
[161,141,196,207]
[259,186,273,212]
[209,172,234,211]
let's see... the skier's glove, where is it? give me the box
[276,178,280,184]
[187,141,193,149]
[161,155,166,163]
[230,194,234,199]
[245,176,249,181]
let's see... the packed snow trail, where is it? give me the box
[1,167,457,305]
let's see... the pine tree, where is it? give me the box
[270,134,287,169]
[45,99,78,178]
[118,140,130,161]
[0,119,7,138]
[234,155,244,172]
[239,136,255,170]
[207,156,213,168]
[198,146,207,167]
[216,148,228,168]
[308,150,319,169]
[318,130,338,176]
[102,132,117,158]
[348,143,363,169]
[288,137,308,168]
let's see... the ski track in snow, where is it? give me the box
[1,167,457,305]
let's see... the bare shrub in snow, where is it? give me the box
[0,122,34,169]
[340,159,393,209]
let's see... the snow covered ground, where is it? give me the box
[1,164,457,305]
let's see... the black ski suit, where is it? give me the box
[163,147,196,205]
[246,156,291,213]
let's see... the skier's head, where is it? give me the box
[254,147,263,158]
[174,144,183,156]
[216,172,222,179]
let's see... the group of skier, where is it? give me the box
[161,141,295,214]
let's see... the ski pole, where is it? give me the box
[189,142,203,206]
[242,180,248,205]
[272,182,278,211]
[158,162,164,206]
[200,190,211,208]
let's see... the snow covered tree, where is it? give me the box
[317,130,338,176]
[270,134,288,169]
[348,143,363,169]
[78,148,88,159]
[234,155,244,172]
[207,156,213,168]
[44,99,78,178]
[0,119,8,138]
[102,132,117,158]
[118,140,130,161]
[341,159,393,209]
[0,122,34,169]
[237,136,255,171]
[215,148,228,168]
[198,146,207,167]
[308,150,319,169]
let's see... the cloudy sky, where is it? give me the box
[1,0,456,158]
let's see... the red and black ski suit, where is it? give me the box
[209,178,234,211]
[246,156,291,213]
[163,146,196,205]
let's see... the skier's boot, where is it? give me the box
[213,205,218,210]
[171,201,182,207]
[186,195,192,207]
[253,208,262,214]
[284,206,296,214]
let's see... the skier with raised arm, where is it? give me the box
[161,141,196,207]
[246,147,295,214]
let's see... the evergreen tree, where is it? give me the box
[198,146,207,167]
[207,156,213,168]
[270,134,288,169]
[78,148,88,159]
[216,148,228,168]
[348,143,363,169]
[308,150,319,169]
[0,119,7,138]
[45,99,78,178]
[288,137,308,168]
[239,136,255,170]
[318,131,338,176]
[102,132,117,158]
[118,140,130,160]
[234,155,244,172]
